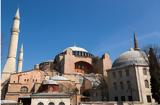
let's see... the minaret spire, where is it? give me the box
[18,44,23,72]
[2,8,20,82]
[15,8,20,19]
[134,33,139,50]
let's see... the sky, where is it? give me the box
[1,0,160,71]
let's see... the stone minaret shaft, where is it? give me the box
[18,44,23,72]
[2,9,20,82]
[134,33,139,50]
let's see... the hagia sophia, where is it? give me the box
[1,9,157,105]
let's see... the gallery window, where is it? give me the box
[59,102,65,105]
[80,52,83,56]
[37,102,44,105]
[145,80,149,88]
[20,86,28,93]
[48,102,55,105]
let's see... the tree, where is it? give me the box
[143,45,160,103]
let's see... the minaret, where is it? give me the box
[18,44,23,72]
[2,9,20,82]
[134,33,139,50]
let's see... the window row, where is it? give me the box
[75,64,85,69]
[113,79,149,91]
[114,96,133,101]
[113,81,131,90]
[37,102,65,105]
[24,79,38,82]
[112,67,148,78]
[112,70,130,78]
[72,51,93,57]
[114,95,152,103]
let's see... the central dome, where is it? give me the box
[112,48,148,68]
[63,46,88,52]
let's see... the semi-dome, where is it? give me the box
[63,45,88,52]
[112,48,148,68]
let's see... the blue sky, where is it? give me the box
[2,0,160,71]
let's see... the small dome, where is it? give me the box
[63,45,88,52]
[112,49,148,68]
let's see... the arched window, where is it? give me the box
[80,52,83,56]
[78,51,80,56]
[120,81,124,90]
[127,81,131,89]
[20,86,28,93]
[48,102,55,105]
[145,80,149,88]
[59,102,65,105]
[113,82,117,90]
[75,51,78,56]
[37,102,44,105]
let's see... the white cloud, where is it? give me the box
[139,31,160,40]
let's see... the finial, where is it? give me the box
[130,47,134,51]
[133,32,139,50]
[73,42,76,47]
[15,8,20,19]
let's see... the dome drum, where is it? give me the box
[63,46,94,58]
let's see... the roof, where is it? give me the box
[63,45,88,52]
[50,75,69,81]
[112,48,148,68]
[43,80,58,85]
[31,92,71,98]
[1,100,17,104]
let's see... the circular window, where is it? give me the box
[20,86,28,93]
